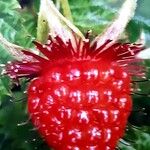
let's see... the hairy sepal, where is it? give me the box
[38,0,85,49]
[92,0,137,51]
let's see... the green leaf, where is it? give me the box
[0,0,37,48]
[70,0,115,36]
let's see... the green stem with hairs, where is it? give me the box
[55,0,61,10]
[60,0,73,22]
[37,14,49,44]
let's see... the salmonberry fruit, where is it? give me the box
[5,35,144,150]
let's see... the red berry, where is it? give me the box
[5,35,144,149]
[27,59,131,150]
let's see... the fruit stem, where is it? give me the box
[60,0,73,22]
[37,1,49,44]
[37,12,49,44]
[55,0,61,10]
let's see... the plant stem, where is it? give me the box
[60,0,73,22]
[37,1,49,43]
[37,14,49,43]
[56,0,61,10]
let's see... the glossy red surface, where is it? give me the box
[28,60,132,150]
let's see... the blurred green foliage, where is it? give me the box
[0,0,150,149]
